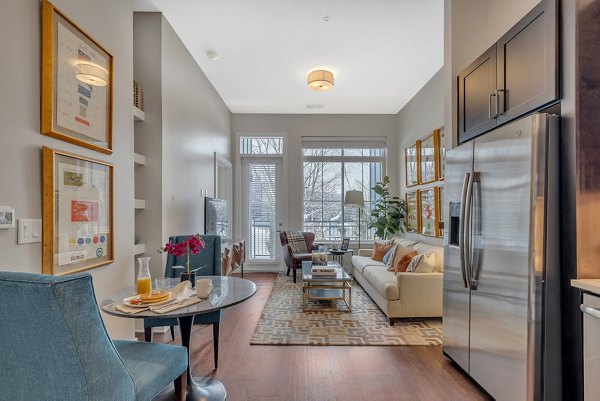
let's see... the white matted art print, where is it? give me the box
[43,147,113,275]
[0,207,15,229]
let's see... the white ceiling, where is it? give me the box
[135,0,444,115]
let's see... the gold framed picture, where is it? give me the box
[42,147,114,275]
[419,188,438,237]
[41,0,113,154]
[420,131,439,184]
[436,186,444,238]
[405,190,420,233]
[438,127,445,180]
[405,141,420,187]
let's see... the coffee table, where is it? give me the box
[302,261,352,312]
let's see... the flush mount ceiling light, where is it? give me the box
[74,62,108,86]
[307,69,334,91]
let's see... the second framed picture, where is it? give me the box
[42,147,114,275]
[419,188,439,237]
[405,190,419,233]
[405,142,420,187]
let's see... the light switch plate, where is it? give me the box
[18,219,42,244]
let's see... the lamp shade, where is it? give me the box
[74,63,108,87]
[307,69,334,91]
[344,190,364,208]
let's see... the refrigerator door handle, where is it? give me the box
[469,172,482,289]
[463,171,475,290]
[459,172,471,289]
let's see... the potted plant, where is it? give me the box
[368,176,407,239]
[160,234,205,287]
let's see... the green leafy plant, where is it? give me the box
[368,176,406,239]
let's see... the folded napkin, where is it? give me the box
[150,296,202,314]
[114,303,149,315]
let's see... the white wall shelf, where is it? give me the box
[134,199,146,209]
[133,106,145,122]
[134,153,146,165]
[133,243,146,255]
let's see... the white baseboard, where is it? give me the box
[133,326,169,334]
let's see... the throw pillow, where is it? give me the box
[406,253,436,273]
[371,241,394,262]
[395,250,418,273]
[286,231,308,254]
[390,245,415,271]
[382,245,397,269]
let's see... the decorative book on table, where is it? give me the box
[311,266,337,276]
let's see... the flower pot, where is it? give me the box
[180,271,196,288]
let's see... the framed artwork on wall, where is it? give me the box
[405,142,420,187]
[42,147,114,275]
[405,190,419,233]
[420,131,438,184]
[436,186,444,238]
[419,188,438,237]
[438,127,446,180]
[41,0,113,155]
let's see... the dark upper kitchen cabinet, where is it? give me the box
[458,0,558,144]
[458,46,498,144]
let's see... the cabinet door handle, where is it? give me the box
[489,93,497,119]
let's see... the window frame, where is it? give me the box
[301,143,386,243]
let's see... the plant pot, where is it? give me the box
[180,271,196,288]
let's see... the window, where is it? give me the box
[302,140,386,241]
[240,136,283,155]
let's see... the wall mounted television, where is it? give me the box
[204,197,229,240]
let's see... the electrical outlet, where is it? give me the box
[18,219,42,244]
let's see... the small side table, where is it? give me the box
[328,249,354,265]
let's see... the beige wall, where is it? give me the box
[0,0,135,338]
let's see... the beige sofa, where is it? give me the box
[351,238,443,324]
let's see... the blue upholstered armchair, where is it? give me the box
[144,235,222,368]
[0,271,188,401]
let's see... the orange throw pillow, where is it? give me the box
[395,251,418,273]
[371,241,394,262]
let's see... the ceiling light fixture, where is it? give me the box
[307,69,334,91]
[206,50,220,61]
[74,63,108,86]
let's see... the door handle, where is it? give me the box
[463,172,475,290]
[489,93,497,119]
[459,173,470,289]
[469,173,481,289]
[581,304,600,319]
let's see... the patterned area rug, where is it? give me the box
[250,274,442,346]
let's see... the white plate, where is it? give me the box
[123,294,172,308]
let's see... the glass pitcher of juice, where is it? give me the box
[136,257,152,295]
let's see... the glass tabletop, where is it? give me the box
[302,260,351,282]
[100,276,256,319]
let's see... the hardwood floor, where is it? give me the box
[144,273,491,401]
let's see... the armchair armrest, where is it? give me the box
[310,243,320,251]
[396,272,443,317]
[358,249,373,257]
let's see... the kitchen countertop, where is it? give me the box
[571,279,600,296]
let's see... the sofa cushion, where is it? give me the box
[372,241,394,262]
[395,250,418,273]
[413,243,444,272]
[351,255,384,275]
[389,245,414,271]
[382,245,397,267]
[407,253,436,273]
[390,237,418,248]
[362,266,399,301]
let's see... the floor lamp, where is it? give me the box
[344,190,365,250]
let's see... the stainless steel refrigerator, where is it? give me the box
[443,113,562,401]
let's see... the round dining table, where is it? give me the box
[100,276,256,401]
